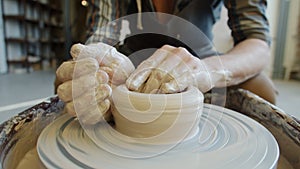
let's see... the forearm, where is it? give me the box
[203,39,270,88]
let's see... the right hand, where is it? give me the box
[56,43,135,124]
[126,45,213,94]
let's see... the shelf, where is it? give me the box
[27,56,41,63]
[40,39,50,43]
[38,2,49,9]
[5,37,65,46]
[27,38,39,43]
[4,15,39,24]
[27,0,56,10]
[5,38,26,43]
[5,38,40,44]
[45,21,64,28]
[27,0,42,5]
[50,5,63,13]
[2,0,65,73]
[35,1,63,13]
[52,38,65,44]
[7,58,26,64]
[7,57,42,64]
[26,18,39,24]
[3,15,25,20]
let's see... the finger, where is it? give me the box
[141,69,173,93]
[65,101,76,116]
[160,56,197,91]
[56,61,76,82]
[99,66,113,76]
[65,99,111,124]
[155,47,192,77]
[159,57,206,93]
[70,43,84,59]
[54,76,62,94]
[57,80,73,102]
[108,50,135,85]
[97,99,111,120]
[72,57,99,79]
[72,85,111,114]
[141,70,161,93]
[56,58,99,82]
[126,67,152,91]
[57,71,109,102]
[70,43,112,60]
[72,43,135,85]
[161,70,212,93]
[142,47,192,93]
[95,83,112,101]
[142,55,177,93]
[126,46,173,91]
[160,71,192,94]
[72,42,134,76]
[160,44,176,51]
[72,70,109,99]
[156,65,188,94]
[100,64,133,86]
[77,99,111,125]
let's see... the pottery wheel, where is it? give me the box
[37,104,279,169]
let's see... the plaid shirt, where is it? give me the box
[86,0,131,44]
[86,0,270,46]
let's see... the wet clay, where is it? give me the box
[16,148,46,169]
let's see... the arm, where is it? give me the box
[206,0,271,87]
[126,39,270,93]
[203,38,270,88]
[126,0,271,93]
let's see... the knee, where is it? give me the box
[236,73,277,105]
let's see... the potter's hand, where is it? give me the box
[126,45,230,93]
[56,58,112,124]
[56,43,135,124]
[70,42,135,85]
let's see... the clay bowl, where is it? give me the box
[111,85,204,144]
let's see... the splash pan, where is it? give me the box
[37,104,279,169]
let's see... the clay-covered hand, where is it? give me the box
[56,43,135,124]
[70,42,135,85]
[126,45,228,94]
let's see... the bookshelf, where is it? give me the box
[1,0,65,73]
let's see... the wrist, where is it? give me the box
[202,57,233,88]
[209,69,233,88]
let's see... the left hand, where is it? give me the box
[71,43,135,85]
[126,45,214,93]
[56,42,135,124]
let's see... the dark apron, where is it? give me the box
[118,0,223,66]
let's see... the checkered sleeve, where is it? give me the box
[224,0,271,46]
[86,0,130,45]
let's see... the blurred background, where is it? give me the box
[0,0,299,122]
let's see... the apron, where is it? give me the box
[119,0,223,65]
